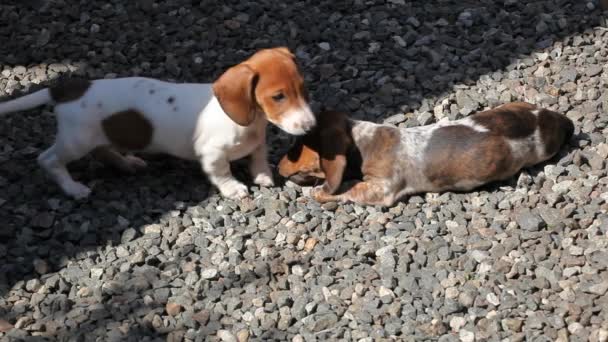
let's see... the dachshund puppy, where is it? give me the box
[0,47,315,200]
[278,102,574,206]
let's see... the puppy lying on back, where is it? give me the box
[278,102,574,206]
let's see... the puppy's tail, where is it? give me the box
[0,89,53,116]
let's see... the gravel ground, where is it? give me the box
[1,0,608,341]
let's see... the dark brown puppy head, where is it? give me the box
[278,110,352,194]
[213,47,316,135]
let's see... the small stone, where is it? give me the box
[407,17,420,27]
[417,112,434,125]
[292,211,309,223]
[144,224,162,234]
[236,329,249,342]
[536,21,549,34]
[384,113,406,125]
[201,268,218,279]
[0,319,14,332]
[502,318,523,332]
[459,329,474,342]
[552,180,573,195]
[515,209,545,231]
[166,302,183,316]
[33,259,50,275]
[32,212,54,228]
[585,281,608,295]
[90,23,100,33]
[304,238,318,252]
[26,279,42,292]
[318,42,331,51]
[121,228,137,243]
[193,310,210,325]
[568,322,584,335]
[586,65,603,77]
[486,293,500,306]
[217,330,237,342]
[450,316,466,332]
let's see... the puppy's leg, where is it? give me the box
[38,142,93,199]
[249,144,274,187]
[92,146,147,173]
[200,149,248,199]
[311,180,390,206]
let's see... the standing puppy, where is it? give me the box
[0,47,316,200]
[278,102,574,206]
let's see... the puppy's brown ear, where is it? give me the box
[319,126,350,194]
[213,64,259,126]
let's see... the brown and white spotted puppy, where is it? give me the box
[278,102,574,206]
[0,47,316,200]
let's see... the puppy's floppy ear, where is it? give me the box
[213,64,259,126]
[319,115,351,194]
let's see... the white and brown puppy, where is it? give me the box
[0,47,315,200]
[278,102,574,206]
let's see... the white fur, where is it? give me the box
[0,77,284,199]
[272,102,315,135]
[0,88,52,114]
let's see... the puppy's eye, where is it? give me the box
[272,93,286,102]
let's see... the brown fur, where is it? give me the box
[278,110,353,194]
[101,110,154,150]
[472,102,538,138]
[212,64,259,126]
[424,125,514,188]
[537,109,575,157]
[49,79,91,103]
[279,102,574,207]
[359,127,400,180]
[213,47,307,127]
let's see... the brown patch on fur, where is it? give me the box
[359,127,400,180]
[471,102,538,138]
[537,109,574,157]
[49,79,91,103]
[102,110,153,150]
[213,64,259,126]
[424,125,514,189]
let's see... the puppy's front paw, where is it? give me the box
[64,181,92,200]
[220,181,249,200]
[310,186,333,203]
[253,173,274,187]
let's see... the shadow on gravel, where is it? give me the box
[0,0,605,339]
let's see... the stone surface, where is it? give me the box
[0,1,605,341]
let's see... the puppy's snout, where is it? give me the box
[301,116,316,133]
